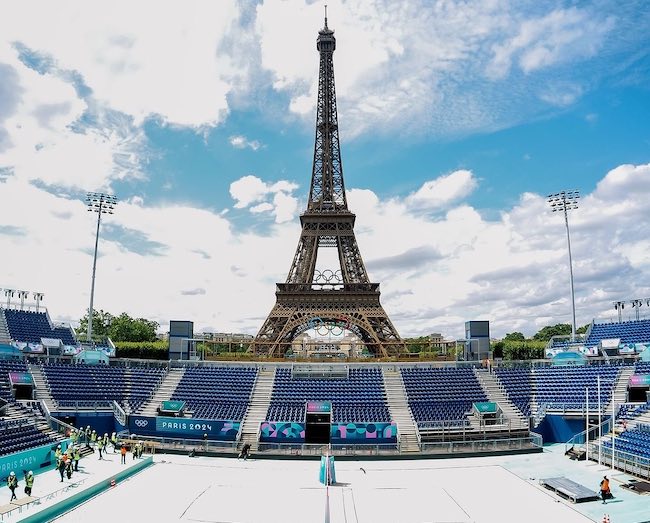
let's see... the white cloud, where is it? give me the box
[229,135,262,151]
[250,202,274,214]
[538,82,584,107]
[405,170,478,211]
[0,41,146,190]
[253,1,629,137]
[229,174,299,223]
[488,8,614,79]
[0,0,245,128]
[229,175,269,208]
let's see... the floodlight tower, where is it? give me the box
[86,192,117,343]
[33,292,44,312]
[17,290,29,310]
[548,190,580,341]
[631,299,643,321]
[4,289,15,308]
[613,301,625,323]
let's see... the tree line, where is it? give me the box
[78,310,159,343]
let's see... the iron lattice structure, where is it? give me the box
[252,16,405,358]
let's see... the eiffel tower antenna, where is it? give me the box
[252,14,405,358]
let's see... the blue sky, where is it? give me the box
[1,0,650,339]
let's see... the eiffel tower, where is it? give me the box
[252,13,405,358]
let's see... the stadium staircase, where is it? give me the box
[137,367,185,417]
[237,367,275,451]
[0,309,11,343]
[474,369,529,430]
[606,366,634,413]
[5,401,65,442]
[382,369,421,452]
[29,364,57,412]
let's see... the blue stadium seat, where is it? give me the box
[265,368,390,423]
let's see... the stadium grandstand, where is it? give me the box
[2,301,650,521]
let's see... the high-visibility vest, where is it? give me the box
[74,449,81,460]
[601,479,610,491]
[26,475,34,488]
[91,432,97,442]
[8,477,17,488]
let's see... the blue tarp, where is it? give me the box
[73,350,109,365]
[552,351,587,366]
[0,344,21,357]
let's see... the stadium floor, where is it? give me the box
[2,444,647,522]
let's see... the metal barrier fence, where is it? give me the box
[588,442,650,480]
[120,435,239,454]
[420,435,542,454]
[418,419,529,443]
[256,443,401,456]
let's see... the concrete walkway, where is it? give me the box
[0,447,149,521]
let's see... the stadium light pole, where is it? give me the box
[613,301,625,323]
[548,190,579,341]
[4,289,15,308]
[631,299,642,321]
[33,292,44,312]
[86,192,117,343]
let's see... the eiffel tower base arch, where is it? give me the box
[252,284,406,358]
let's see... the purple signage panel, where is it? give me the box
[306,401,332,413]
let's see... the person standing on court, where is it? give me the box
[120,444,127,464]
[24,471,34,496]
[7,471,18,501]
[65,458,73,480]
[74,445,81,471]
[600,476,610,504]
[57,455,66,482]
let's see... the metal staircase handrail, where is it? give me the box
[564,416,614,454]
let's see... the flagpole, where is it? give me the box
[598,376,602,465]
[611,398,615,472]
[585,387,589,462]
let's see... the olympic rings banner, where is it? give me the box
[128,416,240,441]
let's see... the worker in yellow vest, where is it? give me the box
[24,471,34,496]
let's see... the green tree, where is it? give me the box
[502,340,546,360]
[533,323,572,341]
[504,332,526,342]
[577,324,590,335]
[78,310,113,339]
[108,313,159,342]
[405,336,430,353]
[492,341,504,358]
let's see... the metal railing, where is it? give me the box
[125,434,240,453]
[54,400,113,411]
[588,442,650,480]
[418,418,527,442]
[564,417,613,455]
[256,442,401,456]
[420,435,541,454]
[112,400,127,426]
